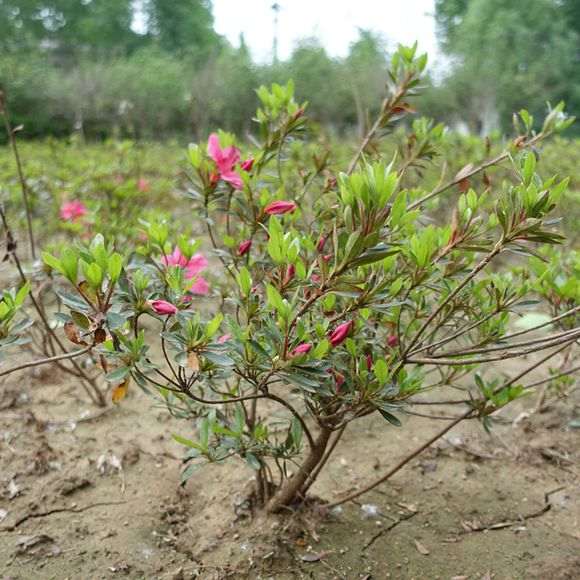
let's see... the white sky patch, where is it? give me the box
[213,0,438,63]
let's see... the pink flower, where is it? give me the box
[137,178,150,192]
[328,320,354,347]
[218,334,231,344]
[162,247,189,268]
[237,239,252,256]
[241,158,254,172]
[290,343,312,357]
[264,201,297,215]
[387,335,399,348]
[60,200,87,222]
[150,300,178,315]
[207,133,243,190]
[162,248,209,280]
[189,277,210,296]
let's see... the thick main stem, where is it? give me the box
[267,426,332,513]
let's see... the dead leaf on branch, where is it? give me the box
[111,379,129,403]
[187,352,200,371]
[64,321,87,346]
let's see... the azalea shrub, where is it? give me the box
[1,45,579,513]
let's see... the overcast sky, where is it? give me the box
[212,0,438,63]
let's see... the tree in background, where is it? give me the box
[144,0,222,58]
[434,0,580,133]
[0,0,141,58]
[344,30,389,137]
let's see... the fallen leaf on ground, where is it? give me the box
[300,551,330,562]
[7,479,20,499]
[15,534,61,557]
[414,539,430,555]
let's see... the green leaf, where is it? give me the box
[180,462,203,485]
[15,282,30,307]
[105,366,131,383]
[378,408,402,426]
[83,262,103,290]
[245,452,262,470]
[172,434,202,449]
[61,248,79,283]
[108,253,123,283]
[373,359,389,384]
[236,267,252,296]
[202,350,234,367]
[42,252,64,275]
[205,312,223,339]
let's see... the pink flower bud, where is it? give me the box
[241,158,254,172]
[283,263,296,285]
[264,200,297,215]
[137,178,150,192]
[328,320,354,347]
[322,254,332,263]
[366,353,373,371]
[317,235,327,252]
[237,239,252,256]
[290,343,312,357]
[387,335,399,348]
[150,300,178,315]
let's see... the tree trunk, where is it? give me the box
[266,426,332,513]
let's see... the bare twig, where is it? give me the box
[407,134,543,211]
[523,363,580,390]
[1,501,127,532]
[402,242,503,359]
[0,346,91,378]
[326,409,473,509]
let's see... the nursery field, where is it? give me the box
[0,67,579,579]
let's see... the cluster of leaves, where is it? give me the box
[0,283,31,358]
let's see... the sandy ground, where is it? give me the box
[0,355,579,580]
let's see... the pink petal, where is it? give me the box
[162,247,187,268]
[185,253,209,278]
[207,133,223,163]
[221,145,241,168]
[221,171,244,190]
[189,276,210,295]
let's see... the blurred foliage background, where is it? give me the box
[0,0,578,141]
